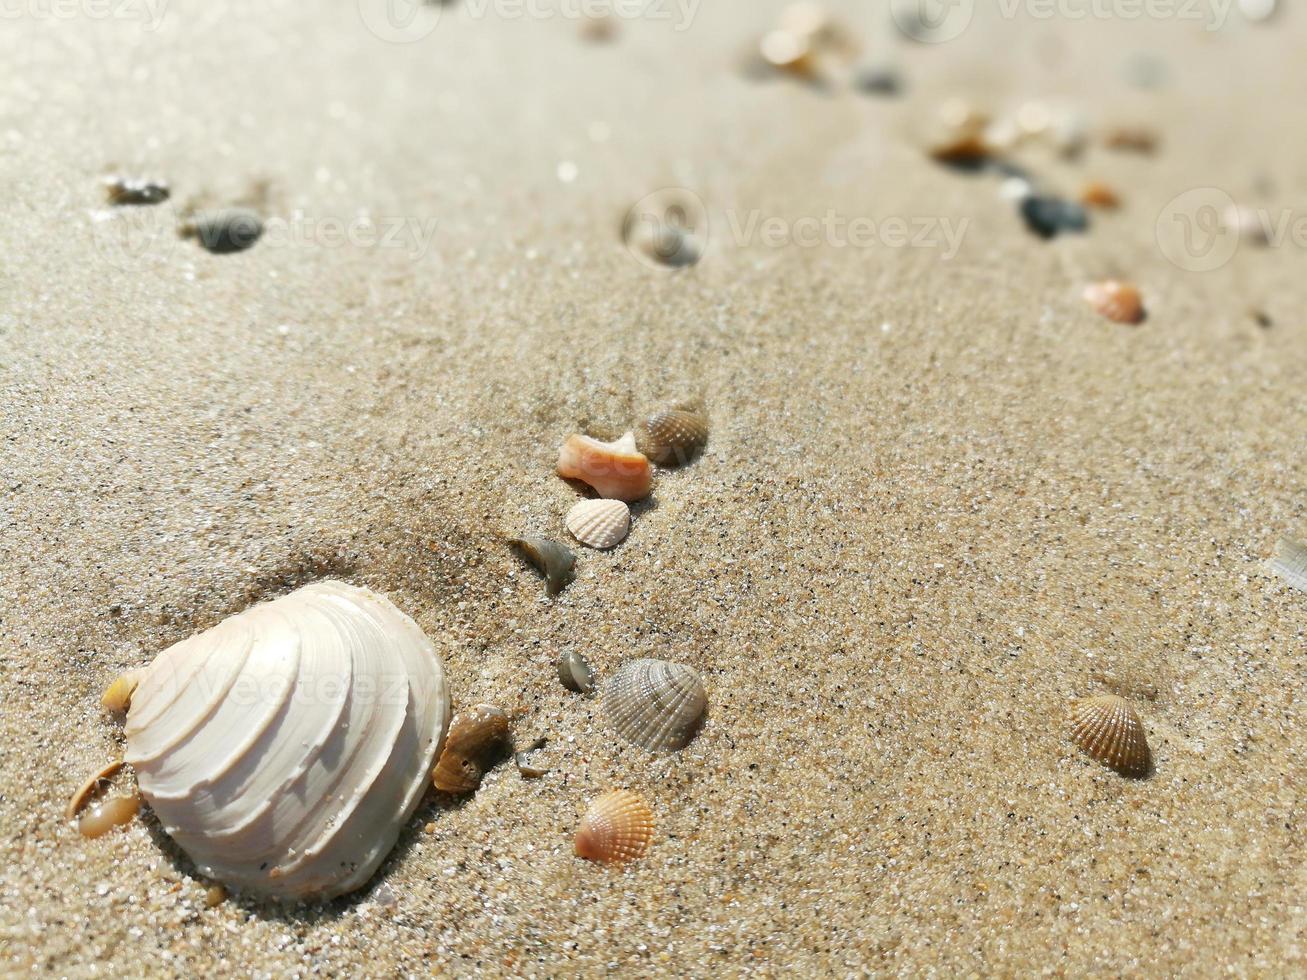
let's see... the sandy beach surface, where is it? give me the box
[2,0,1304,974]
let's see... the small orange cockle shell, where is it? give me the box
[1069,694,1152,777]
[574,790,655,864]
[1083,280,1145,325]
[556,432,653,502]
[1079,181,1121,209]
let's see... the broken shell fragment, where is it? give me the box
[574,789,654,864]
[635,405,709,467]
[79,794,140,839]
[514,737,549,779]
[101,670,143,713]
[1267,536,1307,593]
[66,759,126,821]
[603,658,707,751]
[566,499,630,550]
[558,649,596,694]
[1069,694,1152,777]
[556,432,653,502]
[103,175,170,206]
[1083,280,1145,324]
[122,580,451,900]
[180,208,264,254]
[510,536,577,596]
[432,704,511,793]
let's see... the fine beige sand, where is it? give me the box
[3,1,1304,975]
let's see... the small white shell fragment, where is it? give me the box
[124,581,451,900]
[565,499,631,550]
[1267,537,1307,593]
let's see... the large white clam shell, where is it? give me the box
[124,581,450,900]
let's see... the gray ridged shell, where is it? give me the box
[510,536,576,597]
[634,406,709,467]
[603,658,706,751]
[1069,694,1151,777]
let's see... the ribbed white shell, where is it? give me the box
[1268,536,1307,593]
[124,581,450,900]
[565,499,631,549]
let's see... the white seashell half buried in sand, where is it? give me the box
[122,580,451,901]
[565,499,631,550]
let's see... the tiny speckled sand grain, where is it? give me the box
[1,3,1304,976]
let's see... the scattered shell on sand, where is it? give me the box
[432,704,511,793]
[1084,280,1145,324]
[565,498,631,550]
[1267,536,1307,593]
[1080,181,1121,209]
[79,794,141,839]
[1104,126,1158,154]
[556,432,653,502]
[121,581,450,900]
[635,405,709,467]
[510,535,577,596]
[1020,195,1089,239]
[1223,204,1271,245]
[574,789,655,864]
[514,737,549,779]
[180,208,264,254]
[101,670,143,713]
[558,649,596,694]
[204,884,228,908]
[1069,694,1152,777]
[604,658,707,751]
[103,175,170,206]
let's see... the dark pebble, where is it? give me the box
[854,66,903,96]
[184,208,264,254]
[1019,195,1089,239]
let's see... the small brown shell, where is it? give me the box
[79,795,140,838]
[558,650,596,694]
[635,405,710,467]
[510,536,576,596]
[1083,280,1145,325]
[574,789,654,864]
[1069,695,1152,777]
[1080,181,1121,209]
[565,499,630,549]
[432,704,510,793]
[603,658,707,751]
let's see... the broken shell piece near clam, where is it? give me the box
[101,670,143,713]
[510,536,577,596]
[574,789,654,864]
[556,432,653,502]
[514,737,549,779]
[566,499,630,550]
[1083,280,1145,324]
[122,580,451,900]
[1069,694,1152,777]
[635,404,709,467]
[67,759,126,822]
[603,658,707,751]
[432,704,511,793]
[558,649,596,694]
[79,795,141,839]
